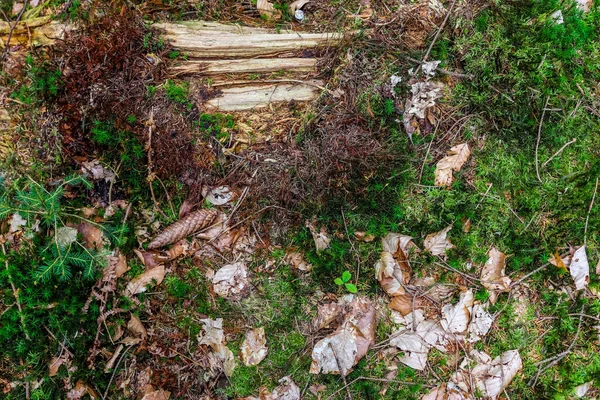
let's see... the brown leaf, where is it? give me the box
[256,0,282,19]
[354,231,376,242]
[142,385,171,400]
[462,218,471,233]
[285,251,312,272]
[49,354,69,377]
[126,265,165,295]
[434,143,470,187]
[127,314,147,339]
[212,263,250,300]
[375,252,407,296]
[480,247,511,304]
[389,294,414,316]
[76,222,105,249]
[424,225,454,257]
[306,220,331,252]
[549,249,568,272]
[240,327,268,366]
[113,252,129,278]
[313,302,343,330]
[310,296,376,376]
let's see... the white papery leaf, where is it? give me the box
[570,245,589,291]
[424,225,454,257]
[441,289,474,334]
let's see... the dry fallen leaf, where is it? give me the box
[390,315,447,371]
[9,213,26,233]
[127,314,147,340]
[240,327,268,366]
[467,303,494,343]
[375,252,408,296]
[289,0,310,13]
[310,296,376,376]
[549,249,569,272]
[212,262,250,299]
[55,226,78,248]
[480,247,511,304]
[49,354,70,377]
[314,301,342,330]
[423,225,454,257]
[126,265,165,296]
[434,143,470,187]
[284,251,312,272]
[198,318,236,377]
[354,231,376,242]
[264,376,301,400]
[441,289,474,334]
[73,222,105,249]
[256,0,282,19]
[473,350,522,398]
[104,344,124,373]
[141,385,171,400]
[306,220,331,252]
[81,160,116,183]
[388,293,414,316]
[206,186,235,206]
[570,245,590,291]
[113,252,129,278]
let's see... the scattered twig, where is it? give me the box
[529,304,585,386]
[541,138,576,168]
[434,261,480,286]
[535,97,550,183]
[1,243,29,340]
[1,0,29,64]
[102,344,134,400]
[511,263,550,288]
[584,176,599,245]
[328,343,352,400]
[422,0,458,63]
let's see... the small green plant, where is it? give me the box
[164,79,190,105]
[334,270,357,293]
[11,54,62,104]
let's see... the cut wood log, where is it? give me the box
[155,22,343,58]
[171,58,317,76]
[205,80,324,111]
[0,17,72,47]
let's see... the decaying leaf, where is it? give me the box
[375,252,407,296]
[473,350,522,398]
[264,376,301,400]
[306,220,331,252]
[441,289,474,334]
[112,252,129,278]
[423,225,454,257]
[389,293,414,316]
[148,209,218,249]
[198,318,236,377]
[55,226,78,249]
[126,265,165,295]
[127,314,147,340]
[574,381,593,398]
[212,262,250,299]
[49,354,70,377]
[241,327,268,366]
[81,160,116,183]
[206,186,235,205]
[289,0,310,13]
[141,385,171,400]
[314,301,343,330]
[467,303,494,343]
[67,380,99,400]
[549,249,569,272]
[390,313,448,370]
[480,247,511,304]
[284,251,312,272]
[9,213,26,232]
[434,143,470,187]
[256,0,282,19]
[406,81,444,119]
[310,296,376,376]
[392,331,429,370]
[570,245,589,291]
[72,222,105,249]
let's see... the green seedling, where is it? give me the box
[334,270,357,293]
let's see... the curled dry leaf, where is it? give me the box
[212,262,250,300]
[9,213,26,232]
[467,303,494,343]
[197,318,236,377]
[481,247,511,304]
[206,186,235,206]
[375,252,407,296]
[434,143,470,187]
[81,160,116,183]
[310,296,376,376]
[388,293,414,316]
[306,220,331,252]
[264,376,301,400]
[314,301,342,330]
[256,0,282,20]
[289,0,310,13]
[423,225,454,257]
[284,251,312,272]
[441,289,474,334]
[390,315,447,371]
[569,245,589,291]
[126,265,165,296]
[240,327,268,366]
[127,314,147,340]
[473,350,523,398]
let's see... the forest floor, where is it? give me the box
[1,0,600,399]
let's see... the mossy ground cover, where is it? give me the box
[1,0,600,399]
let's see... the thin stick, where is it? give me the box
[584,176,599,245]
[102,345,133,400]
[2,243,29,340]
[422,0,458,63]
[535,97,550,183]
[511,263,550,288]
[542,138,576,168]
[418,123,439,184]
[1,0,29,63]
[328,343,352,400]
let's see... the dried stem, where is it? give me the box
[535,97,550,183]
[584,176,599,244]
[541,138,576,168]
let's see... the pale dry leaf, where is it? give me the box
[314,302,342,330]
[81,160,116,183]
[104,344,124,373]
[375,252,406,296]
[310,296,376,376]
[198,318,236,377]
[391,331,429,370]
[416,319,448,351]
[55,226,78,249]
[575,381,593,397]
[406,81,443,119]
[241,327,268,366]
[113,252,129,278]
[127,314,147,339]
[422,60,441,77]
[212,262,250,299]
[570,245,590,291]
[284,251,312,272]
[576,0,592,12]
[381,232,415,254]
[481,247,511,304]
[126,265,165,296]
[289,0,310,13]
[467,303,494,343]
[424,225,454,257]
[306,220,331,252]
[256,0,282,19]
[206,186,235,206]
[474,350,522,398]
[434,143,470,187]
[141,385,171,400]
[265,376,301,400]
[9,213,26,233]
[441,289,474,334]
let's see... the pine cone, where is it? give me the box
[148,209,219,249]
